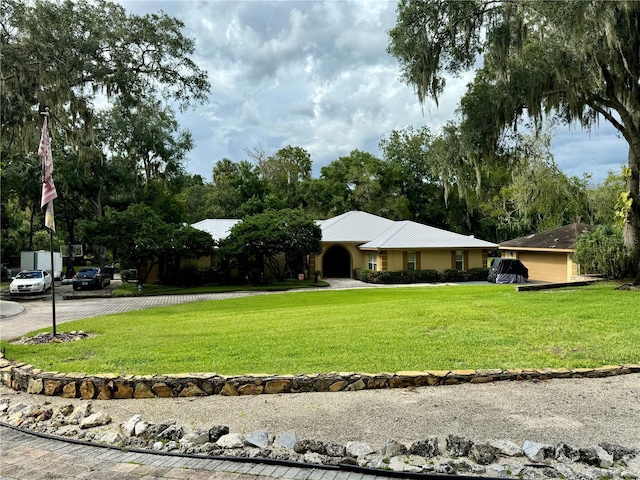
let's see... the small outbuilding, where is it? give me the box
[499,223,593,283]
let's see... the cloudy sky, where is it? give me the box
[118,0,627,185]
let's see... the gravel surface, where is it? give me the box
[2,373,639,451]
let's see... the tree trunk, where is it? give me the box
[624,147,640,281]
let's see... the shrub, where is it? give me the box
[160,264,201,287]
[198,266,227,285]
[354,267,488,284]
[467,267,490,281]
[1,265,12,282]
[441,269,465,282]
[120,270,132,283]
[572,225,631,279]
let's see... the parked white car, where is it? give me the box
[9,270,52,295]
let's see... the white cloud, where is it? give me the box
[119,0,627,185]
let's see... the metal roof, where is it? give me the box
[317,211,396,243]
[191,219,240,242]
[192,211,497,250]
[359,220,497,250]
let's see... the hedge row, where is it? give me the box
[354,267,489,284]
[159,265,229,287]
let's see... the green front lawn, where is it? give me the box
[3,283,638,376]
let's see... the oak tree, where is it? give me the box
[389,0,640,276]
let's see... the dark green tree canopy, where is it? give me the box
[219,209,322,282]
[1,0,209,261]
[1,0,210,150]
[388,0,640,275]
[80,204,214,283]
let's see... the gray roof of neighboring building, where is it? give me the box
[499,223,594,251]
[193,211,497,250]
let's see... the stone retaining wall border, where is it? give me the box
[1,354,639,400]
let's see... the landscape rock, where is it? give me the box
[208,425,230,443]
[357,454,385,469]
[409,436,439,457]
[383,438,407,458]
[27,378,43,394]
[157,425,183,441]
[245,430,270,449]
[217,433,244,449]
[273,430,299,450]
[599,443,637,461]
[121,414,142,437]
[486,464,508,478]
[79,412,111,429]
[579,447,604,467]
[133,383,155,399]
[523,440,551,462]
[8,403,28,415]
[447,434,474,457]
[303,452,324,464]
[179,382,206,397]
[388,455,423,473]
[555,443,581,463]
[489,439,522,457]
[470,443,497,465]
[95,431,122,444]
[346,441,374,458]
[74,402,92,419]
[593,445,614,468]
[134,421,150,437]
[181,429,210,445]
[294,439,325,454]
[80,381,96,399]
[325,442,346,457]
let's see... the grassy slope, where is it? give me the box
[2,283,638,376]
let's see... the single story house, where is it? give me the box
[192,211,497,278]
[498,223,593,283]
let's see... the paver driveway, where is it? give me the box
[0,286,266,341]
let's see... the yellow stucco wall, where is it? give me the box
[189,256,215,269]
[316,247,488,274]
[384,249,485,271]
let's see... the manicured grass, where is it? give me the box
[2,283,638,376]
[112,279,329,297]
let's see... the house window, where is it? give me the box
[455,250,464,270]
[368,253,378,271]
[407,251,416,270]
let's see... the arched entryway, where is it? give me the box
[322,245,352,278]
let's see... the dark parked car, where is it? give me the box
[72,267,111,290]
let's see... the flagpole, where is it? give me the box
[49,228,56,336]
[40,108,57,336]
